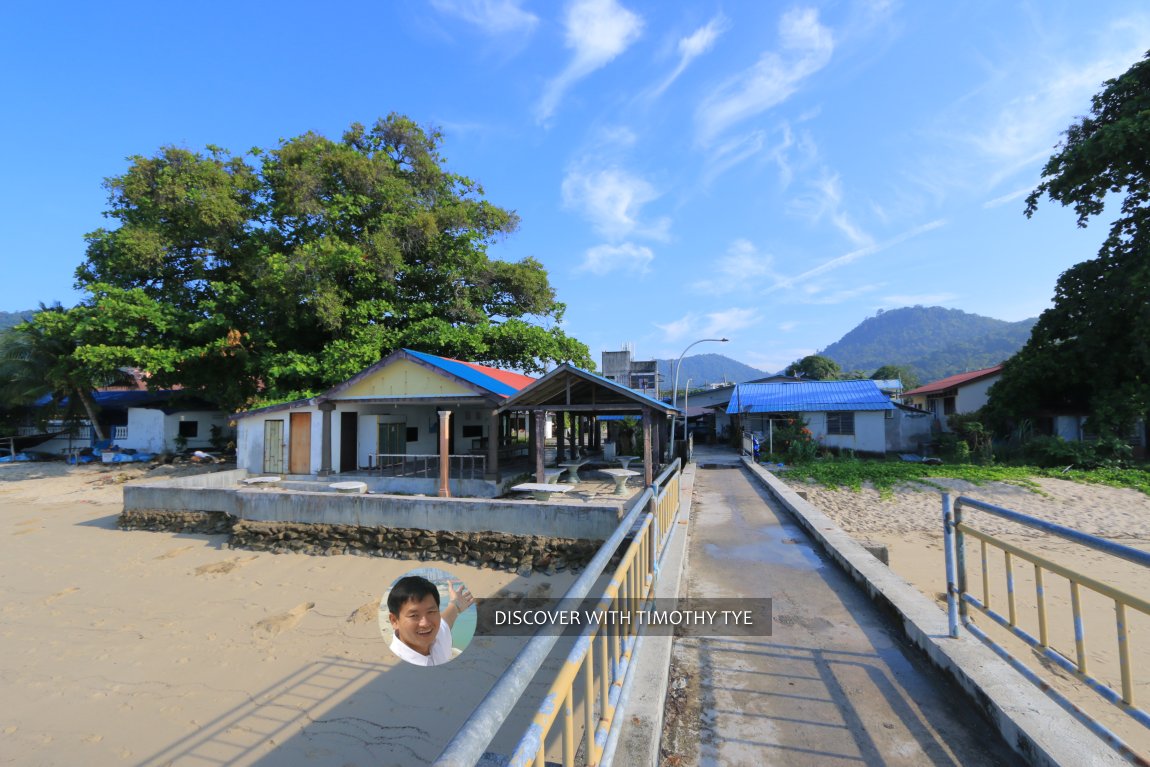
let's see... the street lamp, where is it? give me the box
[670,337,728,458]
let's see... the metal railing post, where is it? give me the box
[942,493,959,638]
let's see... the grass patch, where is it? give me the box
[778,459,1150,499]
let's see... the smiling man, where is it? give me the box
[386,575,474,666]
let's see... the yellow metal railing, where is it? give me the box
[509,469,680,767]
[944,493,1150,759]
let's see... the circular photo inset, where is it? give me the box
[379,566,476,667]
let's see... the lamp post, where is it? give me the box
[671,337,728,459]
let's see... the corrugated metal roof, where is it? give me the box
[501,363,680,415]
[403,349,535,398]
[903,365,1003,397]
[726,380,894,414]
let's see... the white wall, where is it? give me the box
[126,408,165,452]
[165,411,230,452]
[805,411,887,454]
[956,375,1000,414]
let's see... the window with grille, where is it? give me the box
[826,411,854,436]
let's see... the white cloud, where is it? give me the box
[696,8,834,145]
[655,308,759,344]
[562,167,669,240]
[789,172,875,249]
[429,0,539,36]
[536,0,644,124]
[579,242,654,275]
[649,15,729,98]
[778,321,798,332]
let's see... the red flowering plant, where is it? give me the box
[762,415,820,464]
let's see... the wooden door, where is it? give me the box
[339,412,358,472]
[289,412,311,475]
[263,420,285,474]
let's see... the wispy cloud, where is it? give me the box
[696,8,834,145]
[649,15,729,99]
[562,167,669,240]
[429,0,539,36]
[769,219,945,293]
[578,243,654,275]
[790,173,875,249]
[656,307,759,344]
[982,186,1030,209]
[536,0,644,124]
[878,293,959,307]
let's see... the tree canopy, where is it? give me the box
[785,354,842,380]
[988,53,1150,436]
[70,116,590,411]
[871,364,920,390]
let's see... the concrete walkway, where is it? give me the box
[661,446,1016,766]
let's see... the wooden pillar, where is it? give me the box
[318,401,335,476]
[556,412,566,466]
[578,416,586,455]
[437,410,452,498]
[534,410,546,483]
[486,408,500,481]
[642,407,653,486]
[592,416,601,450]
[528,411,537,459]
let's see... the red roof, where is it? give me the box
[903,365,1003,397]
[455,359,537,391]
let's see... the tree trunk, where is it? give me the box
[76,389,106,441]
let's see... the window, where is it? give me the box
[178,421,199,438]
[826,412,854,436]
[943,397,956,415]
[461,424,483,439]
[406,427,419,442]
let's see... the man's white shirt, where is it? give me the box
[390,618,454,666]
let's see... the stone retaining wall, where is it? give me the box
[117,510,599,574]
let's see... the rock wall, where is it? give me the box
[117,510,600,574]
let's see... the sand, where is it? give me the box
[790,473,1150,757]
[0,461,577,766]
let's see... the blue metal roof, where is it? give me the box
[726,380,894,414]
[402,349,531,398]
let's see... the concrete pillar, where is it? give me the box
[438,410,452,498]
[592,417,601,450]
[318,402,335,476]
[486,408,500,481]
[534,410,546,483]
[528,411,537,459]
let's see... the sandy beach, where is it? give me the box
[0,461,576,766]
[791,473,1150,756]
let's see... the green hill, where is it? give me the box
[656,353,767,389]
[0,310,34,332]
[819,306,1036,382]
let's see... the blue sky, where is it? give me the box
[2,1,1147,375]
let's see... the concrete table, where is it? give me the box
[615,455,638,471]
[559,460,589,483]
[329,481,367,494]
[512,483,577,501]
[543,468,567,485]
[600,468,639,495]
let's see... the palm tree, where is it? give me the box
[0,304,115,441]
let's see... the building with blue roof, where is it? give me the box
[725,379,921,455]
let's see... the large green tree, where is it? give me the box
[74,115,590,410]
[871,364,920,390]
[785,354,842,380]
[988,53,1150,437]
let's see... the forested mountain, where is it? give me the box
[0,310,34,331]
[656,353,767,389]
[819,306,1036,383]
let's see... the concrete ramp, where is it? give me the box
[662,456,1016,765]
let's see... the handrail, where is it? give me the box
[944,492,1150,762]
[433,458,681,767]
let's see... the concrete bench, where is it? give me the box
[615,455,638,471]
[242,476,281,486]
[600,468,639,495]
[512,483,577,501]
[329,481,368,494]
[543,468,567,485]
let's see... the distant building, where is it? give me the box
[601,346,659,397]
[901,365,1003,430]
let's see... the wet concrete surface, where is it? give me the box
[661,457,1017,766]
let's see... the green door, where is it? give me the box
[377,422,407,469]
[263,420,285,474]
